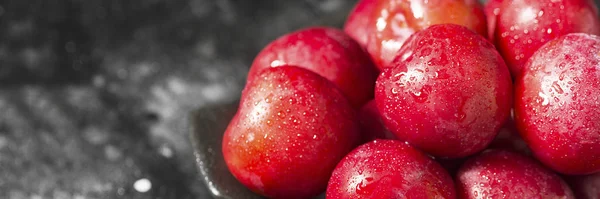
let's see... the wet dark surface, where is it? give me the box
[0,0,355,198]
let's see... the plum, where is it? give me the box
[357,100,395,142]
[344,0,377,48]
[223,66,361,198]
[375,24,512,158]
[484,0,503,41]
[514,33,600,175]
[326,140,456,199]
[365,0,487,69]
[247,27,378,108]
[565,172,600,199]
[456,150,575,199]
[494,0,600,78]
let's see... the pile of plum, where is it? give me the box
[221,0,600,198]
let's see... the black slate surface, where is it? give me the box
[0,0,355,198]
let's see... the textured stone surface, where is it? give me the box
[0,0,354,198]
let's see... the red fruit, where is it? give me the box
[365,0,487,69]
[565,172,600,199]
[357,100,395,142]
[484,0,503,41]
[515,33,600,175]
[494,0,600,78]
[326,140,456,199]
[344,0,377,48]
[248,27,378,108]
[375,24,512,158]
[223,66,361,198]
[456,150,575,199]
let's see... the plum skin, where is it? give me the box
[247,26,378,108]
[375,24,512,158]
[326,139,456,199]
[484,0,503,41]
[365,0,487,69]
[456,150,575,199]
[344,0,377,48]
[223,66,361,199]
[494,0,600,78]
[514,33,600,175]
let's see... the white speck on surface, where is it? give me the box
[270,60,285,67]
[158,144,173,158]
[134,178,152,193]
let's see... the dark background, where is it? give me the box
[0,0,357,198]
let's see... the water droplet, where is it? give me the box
[455,112,466,122]
[312,135,318,139]
[277,111,286,118]
[391,88,399,94]
[539,92,549,106]
[411,86,430,103]
[134,178,152,193]
[547,28,552,34]
[356,177,374,195]
[552,82,564,94]
[291,116,301,125]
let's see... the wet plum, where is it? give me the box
[456,150,575,199]
[515,33,600,175]
[247,27,378,108]
[326,139,456,199]
[375,24,512,158]
[223,66,361,198]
